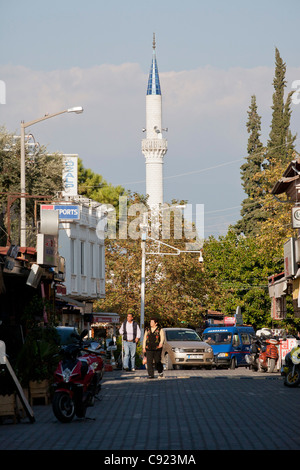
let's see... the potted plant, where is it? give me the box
[15,325,60,404]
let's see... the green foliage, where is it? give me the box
[78,158,126,210]
[95,196,213,329]
[266,48,296,169]
[15,326,60,385]
[235,95,267,236]
[203,229,274,328]
[0,127,64,246]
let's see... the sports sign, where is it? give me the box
[41,204,80,220]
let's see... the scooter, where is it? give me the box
[245,336,262,371]
[258,337,279,373]
[281,345,300,387]
[52,330,105,423]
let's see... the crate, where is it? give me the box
[0,394,17,423]
[29,380,50,406]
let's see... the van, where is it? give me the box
[202,325,255,369]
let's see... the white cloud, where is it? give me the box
[1,62,300,236]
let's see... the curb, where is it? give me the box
[103,374,282,381]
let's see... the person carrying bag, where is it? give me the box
[143,317,165,379]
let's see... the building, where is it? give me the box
[40,195,106,327]
[141,34,168,208]
[269,156,300,319]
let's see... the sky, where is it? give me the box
[1,0,300,239]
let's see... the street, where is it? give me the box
[1,367,299,455]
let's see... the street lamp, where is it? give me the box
[139,205,203,342]
[20,106,83,247]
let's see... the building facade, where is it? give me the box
[40,195,106,327]
[269,156,300,319]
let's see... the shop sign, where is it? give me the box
[93,314,120,324]
[279,337,298,361]
[37,233,58,267]
[224,316,235,326]
[41,204,80,220]
[292,207,300,229]
[62,155,78,196]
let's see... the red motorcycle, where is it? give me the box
[258,337,279,373]
[52,330,105,423]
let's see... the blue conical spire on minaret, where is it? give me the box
[146,33,161,96]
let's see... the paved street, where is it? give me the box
[1,367,300,456]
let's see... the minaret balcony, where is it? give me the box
[141,138,168,153]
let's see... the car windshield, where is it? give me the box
[166,330,201,342]
[203,332,232,345]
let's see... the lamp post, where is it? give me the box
[139,205,203,343]
[20,106,83,247]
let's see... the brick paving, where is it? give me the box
[0,368,300,453]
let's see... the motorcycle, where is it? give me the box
[52,329,105,423]
[245,336,262,371]
[258,336,279,373]
[281,345,300,387]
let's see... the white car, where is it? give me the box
[161,328,214,370]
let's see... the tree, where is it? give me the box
[95,196,216,328]
[265,48,296,172]
[203,229,281,328]
[235,95,266,236]
[78,159,126,210]
[0,127,64,246]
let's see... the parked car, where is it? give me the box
[161,328,214,370]
[55,326,79,346]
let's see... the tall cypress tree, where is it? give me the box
[266,48,296,169]
[235,95,266,236]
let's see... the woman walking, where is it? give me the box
[143,317,165,379]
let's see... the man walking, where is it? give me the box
[119,313,141,371]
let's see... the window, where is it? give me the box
[241,333,250,345]
[99,245,103,278]
[203,333,232,345]
[81,241,85,275]
[90,243,94,277]
[71,239,75,274]
[232,335,240,347]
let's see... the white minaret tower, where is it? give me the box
[142,34,168,208]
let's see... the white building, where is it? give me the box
[56,197,105,304]
[40,196,106,325]
[142,34,168,208]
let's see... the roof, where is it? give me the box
[0,246,36,256]
[146,33,161,96]
[271,158,300,195]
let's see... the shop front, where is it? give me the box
[91,312,120,340]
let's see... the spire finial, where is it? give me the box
[152,33,156,50]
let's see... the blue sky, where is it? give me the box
[1,0,300,237]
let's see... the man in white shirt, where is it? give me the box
[119,313,141,371]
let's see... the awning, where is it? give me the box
[55,295,86,308]
[92,313,120,325]
[268,279,288,298]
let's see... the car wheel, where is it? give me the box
[230,357,236,369]
[165,353,173,370]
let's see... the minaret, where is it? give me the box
[142,34,168,208]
